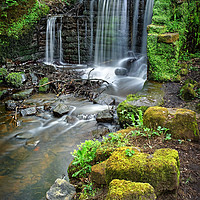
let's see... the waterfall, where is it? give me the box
[94,0,128,65]
[141,0,154,54]
[45,16,63,64]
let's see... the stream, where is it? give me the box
[0,93,113,200]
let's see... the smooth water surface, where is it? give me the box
[0,94,109,200]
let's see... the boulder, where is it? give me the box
[105,148,180,195]
[106,179,156,200]
[53,103,70,117]
[21,107,37,116]
[117,82,164,127]
[46,178,76,200]
[143,107,199,141]
[147,24,167,34]
[96,110,113,123]
[91,160,107,185]
[12,88,34,100]
[180,83,197,100]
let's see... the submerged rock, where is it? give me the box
[21,107,37,116]
[106,179,156,200]
[53,103,70,117]
[143,106,199,141]
[46,178,76,200]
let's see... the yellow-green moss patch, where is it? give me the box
[106,179,156,200]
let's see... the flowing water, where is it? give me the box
[0,0,155,198]
[0,94,111,199]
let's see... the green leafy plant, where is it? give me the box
[125,148,135,157]
[6,72,24,88]
[165,133,172,141]
[71,140,100,178]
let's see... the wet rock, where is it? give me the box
[106,179,156,200]
[5,100,18,111]
[143,107,199,141]
[12,88,34,100]
[65,115,78,124]
[25,138,40,147]
[30,72,38,85]
[37,106,45,113]
[46,178,76,200]
[90,126,109,139]
[21,107,37,116]
[115,68,128,76]
[53,103,70,117]
[93,93,116,105]
[96,110,113,123]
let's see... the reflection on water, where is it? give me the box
[0,94,109,200]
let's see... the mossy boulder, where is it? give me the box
[147,24,167,34]
[180,83,197,100]
[157,33,179,43]
[105,148,180,196]
[6,72,24,88]
[106,179,156,200]
[39,77,49,92]
[143,107,199,141]
[117,82,164,127]
[91,160,107,185]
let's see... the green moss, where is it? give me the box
[105,148,180,195]
[106,179,156,200]
[180,83,197,100]
[143,107,169,130]
[117,95,148,127]
[147,34,180,82]
[6,72,24,88]
[39,77,49,92]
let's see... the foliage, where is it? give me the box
[125,148,135,157]
[79,182,98,200]
[0,68,8,81]
[5,72,24,88]
[71,139,101,178]
[39,77,49,92]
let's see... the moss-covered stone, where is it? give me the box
[91,160,107,185]
[39,77,49,92]
[143,106,169,129]
[180,83,197,100]
[143,107,200,141]
[158,33,179,44]
[105,148,180,195]
[147,24,167,34]
[106,179,156,200]
[6,72,24,88]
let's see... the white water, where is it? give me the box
[86,0,154,96]
[45,16,63,64]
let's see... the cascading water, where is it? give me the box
[45,16,63,64]
[86,0,154,96]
